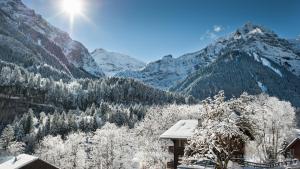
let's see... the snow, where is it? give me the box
[160,120,198,139]
[247,41,300,76]
[117,42,220,90]
[234,34,242,40]
[178,164,214,169]
[289,39,300,53]
[252,52,260,62]
[257,81,267,92]
[261,58,283,77]
[249,28,263,35]
[37,39,41,46]
[91,48,145,76]
[0,154,38,169]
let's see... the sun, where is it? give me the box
[62,0,83,17]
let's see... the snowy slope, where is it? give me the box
[172,50,300,107]
[0,0,104,79]
[91,48,145,76]
[171,23,300,107]
[117,23,300,90]
[116,41,224,90]
[289,38,300,55]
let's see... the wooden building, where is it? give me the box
[285,138,300,160]
[0,154,59,169]
[160,120,199,169]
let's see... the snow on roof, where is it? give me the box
[160,120,198,139]
[0,154,38,169]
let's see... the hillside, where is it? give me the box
[0,0,104,79]
[172,50,300,107]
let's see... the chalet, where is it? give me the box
[0,154,59,169]
[160,120,199,169]
[285,138,300,160]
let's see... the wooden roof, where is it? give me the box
[0,154,58,169]
[286,138,300,150]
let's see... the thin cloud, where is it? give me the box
[200,25,225,41]
[213,25,222,32]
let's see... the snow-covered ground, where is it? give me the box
[0,154,38,169]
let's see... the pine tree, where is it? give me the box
[44,117,51,136]
[50,111,60,135]
[24,109,34,135]
[68,112,78,132]
[92,112,98,131]
[79,117,85,132]
[14,122,25,142]
[0,125,15,150]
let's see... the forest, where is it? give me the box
[0,88,297,169]
[0,61,194,128]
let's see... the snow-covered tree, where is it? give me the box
[7,141,25,156]
[36,135,65,167]
[62,133,87,169]
[247,94,296,162]
[135,104,202,168]
[184,92,257,169]
[0,125,15,150]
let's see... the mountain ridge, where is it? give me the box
[117,23,300,91]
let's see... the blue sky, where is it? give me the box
[23,0,300,62]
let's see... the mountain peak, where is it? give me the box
[162,54,173,60]
[233,22,276,39]
[92,48,107,53]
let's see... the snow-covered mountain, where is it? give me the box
[0,0,104,79]
[171,23,300,107]
[117,23,300,91]
[91,48,145,76]
[289,38,300,55]
[116,44,223,90]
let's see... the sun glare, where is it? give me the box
[62,0,83,16]
[61,0,85,35]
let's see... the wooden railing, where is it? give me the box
[233,158,300,168]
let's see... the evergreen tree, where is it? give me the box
[50,111,60,135]
[0,125,15,150]
[68,112,78,132]
[14,122,25,142]
[92,112,98,131]
[44,117,51,136]
[24,109,34,135]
